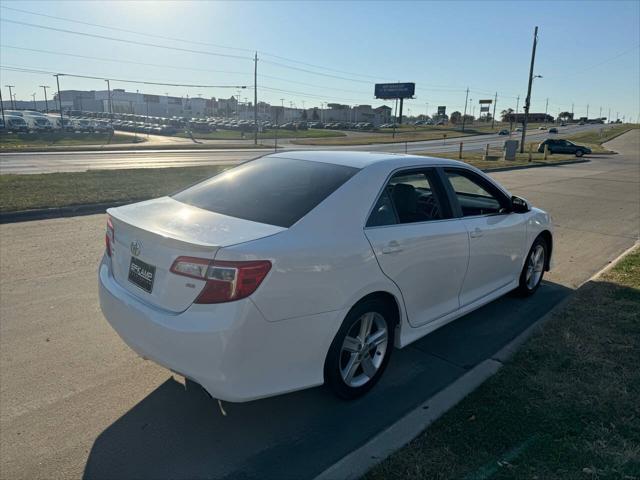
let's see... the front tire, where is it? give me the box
[324,299,395,400]
[516,237,547,296]
[575,149,584,157]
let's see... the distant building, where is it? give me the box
[504,112,555,123]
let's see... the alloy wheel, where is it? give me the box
[339,312,388,388]
[525,244,545,290]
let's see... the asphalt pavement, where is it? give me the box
[0,129,638,479]
[0,123,603,174]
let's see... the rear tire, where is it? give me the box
[324,299,395,400]
[575,149,584,157]
[516,237,548,296]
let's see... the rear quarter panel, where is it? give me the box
[216,165,405,323]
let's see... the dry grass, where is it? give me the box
[0,165,230,212]
[367,247,640,480]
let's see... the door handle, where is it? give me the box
[469,227,483,238]
[381,241,403,254]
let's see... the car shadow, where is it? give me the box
[83,281,572,480]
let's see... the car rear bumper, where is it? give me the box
[98,257,336,402]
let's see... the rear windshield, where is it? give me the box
[173,156,359,228]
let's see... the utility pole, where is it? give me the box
[599,106,602,120]
[491,92,497,129]
[31,93,37,110]
[586,104,589,120]
[462,87,469,132]
[521,26,538,153]
[608,108,611,123]
[0,88,5,126]
[544,98,548,123]
[425,102,429,120]
[571,102,574,120]
[5,85,15,109]
[40,85,50,113]
[254,52,258,145]
[54,74,64,129]
[105,79,113,124]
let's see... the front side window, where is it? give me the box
[445,169,508,217]
[367,169,449,227]
[173,156,358,228]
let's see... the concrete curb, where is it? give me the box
[313,243,639,480]
[483,158,590,173]
[314,360,503,480]
[0,201,132,224]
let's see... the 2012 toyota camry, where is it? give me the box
[99,151,553,402]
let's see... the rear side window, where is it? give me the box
[173,156,358,228]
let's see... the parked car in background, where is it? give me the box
[537,139,592,156]
[498,129,510,135]
[548,127,558,134]
[3,115,29,132]
[100,152,553,402]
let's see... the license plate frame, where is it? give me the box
[128,256,156,293]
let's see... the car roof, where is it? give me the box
[270,150,465,170]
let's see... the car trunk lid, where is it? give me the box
[107,197,285,312]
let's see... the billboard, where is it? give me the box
[374,83,415,99]
[479,99,493,104]
[437,106,446,115]
[143,94,160,103]
[480,105,490,112]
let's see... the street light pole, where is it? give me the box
[31,93,37,110]
[54,74,64,129]
[105,79,112,124]
[491,92,498,129]
[5,85,15,109]
[0,89,5,126]
[521,26,539,153]
[253,51,258,145]
[544,98,548,123]
[40,85,50,113]
[462,87,469,132]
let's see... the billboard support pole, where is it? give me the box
[398,98,404,125]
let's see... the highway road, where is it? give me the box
[0,130,637,479]
[0,124,605,173]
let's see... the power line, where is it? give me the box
[0,18,253,61]
[546,44,640,80]
[1,45,379,96]
[1,45,252,77]
[0,4,386,81]
[0,5,256,54]
[0,65,246,88]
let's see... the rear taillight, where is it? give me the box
[170,256,271,304]
[105,216,114,257]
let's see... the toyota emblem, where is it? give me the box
[130,240,142,256]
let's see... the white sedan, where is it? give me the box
[99,151,553,402]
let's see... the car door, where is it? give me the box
[365,168,469,327]
[442,168,527,307]
[554,140,571,154]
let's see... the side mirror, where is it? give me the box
[511,195,530,213]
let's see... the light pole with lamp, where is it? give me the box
[5,85,15,109]
[39,85,50,113]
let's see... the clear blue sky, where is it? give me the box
[1,0,639,120]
